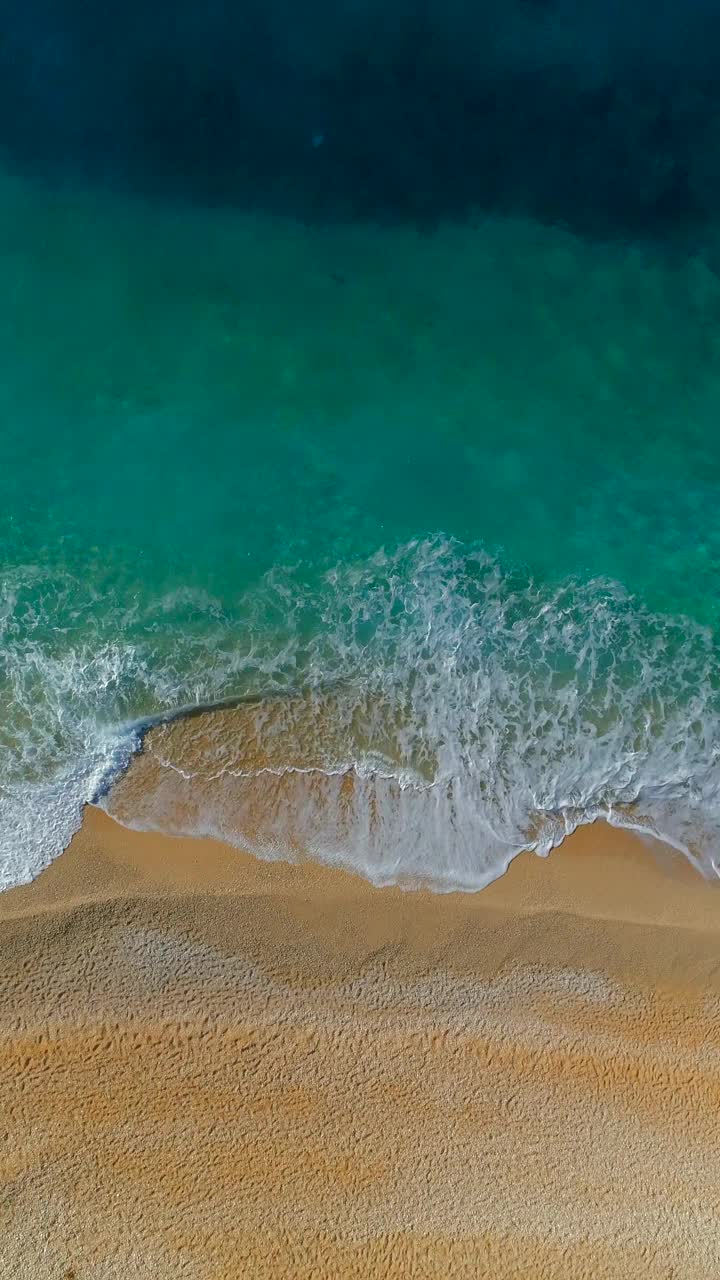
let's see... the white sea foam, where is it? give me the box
[0,566,260,887]
[100,538,720,890]
[3,537,720,890]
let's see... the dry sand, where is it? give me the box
[1,807,720,1278]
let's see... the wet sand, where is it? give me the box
[1,807,720,1278]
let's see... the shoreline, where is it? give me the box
[89,691,720,897]
[1,803,717,930]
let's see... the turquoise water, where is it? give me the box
[3,170,720,887]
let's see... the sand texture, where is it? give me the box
[1,809,720,1278]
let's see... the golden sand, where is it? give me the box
[1,807,720,1278]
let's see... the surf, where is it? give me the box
[4,536,719,891]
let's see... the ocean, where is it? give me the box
[2,167,720,890]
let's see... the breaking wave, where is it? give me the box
[3,537,720,890]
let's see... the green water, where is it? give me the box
[3,171,720,887]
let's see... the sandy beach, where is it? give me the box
[2,802,720,1279]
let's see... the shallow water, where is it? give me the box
[3,171,720,888]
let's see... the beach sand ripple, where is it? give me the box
[1,810,720,1277]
